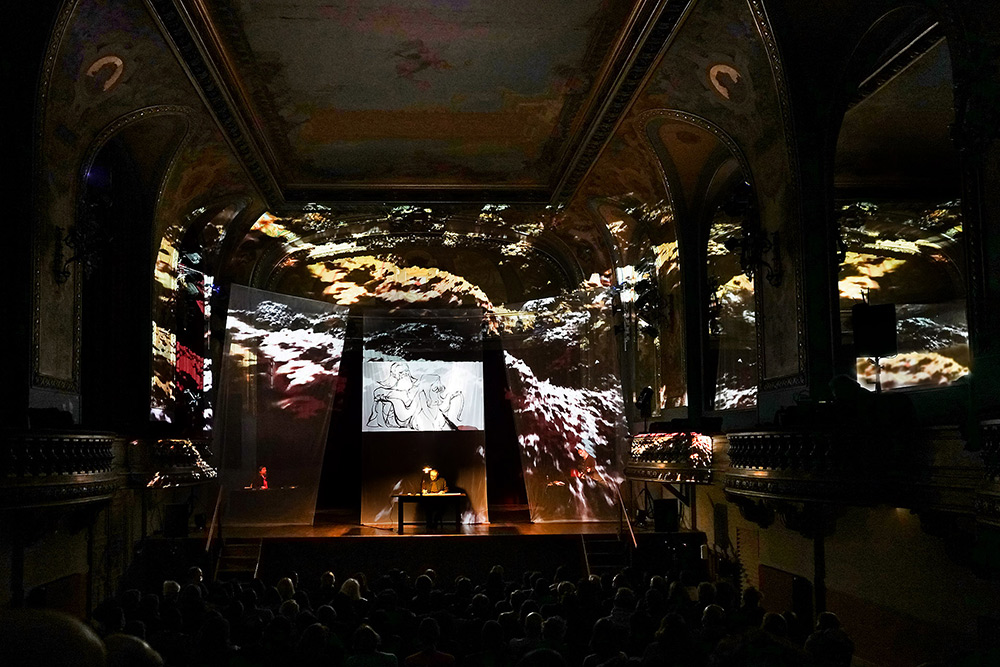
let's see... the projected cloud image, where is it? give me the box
[215,286,347,525]
[838,201,968,390]
[502,288,627,522]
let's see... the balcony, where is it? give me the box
[624,431,714,484]
[0,430,119,509]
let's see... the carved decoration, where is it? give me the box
[0,432,120,509]
[746,0,807,390]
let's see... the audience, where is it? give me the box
[34,548,863,667]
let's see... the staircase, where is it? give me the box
[581,533,630,578]
[214,538,262,582]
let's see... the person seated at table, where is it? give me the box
[421,469,448,494]
[420,469,449,531]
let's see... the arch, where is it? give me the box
[76,109,191,431]
[642,110,761,414]
[830,6,969,392]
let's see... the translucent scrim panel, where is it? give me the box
[360,310,488,527]
[838,202,968,390]
[214,285,347,525]
[501,288,627,522]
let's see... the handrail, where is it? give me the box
[616,479,638,549]
[205,484,223,553]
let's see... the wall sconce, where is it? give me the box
[723,224,783,287]
[54,195,113,284]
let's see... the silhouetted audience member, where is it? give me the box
[105,632,164,667]
[405,616,456,667]
[805,612,854,667]
[582,617,628,667]
[0,609,106,667]
[346,623,398,667]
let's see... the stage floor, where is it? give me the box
[219,519,627,539]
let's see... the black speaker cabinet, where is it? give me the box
[654,498,679,532]
[852,303,897,357]
[164,503,189,538]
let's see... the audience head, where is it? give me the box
[162,580,181,598]
[418,616,442,649]
[105,633,163,667]
[0,609,105,667]
[815,611,842,631]
[352,624,382,652]
[742,586,762,608]
[186,566,204,586]
[761,612,788,638]
[524,611,544,638]
[276,577,295,601]
[613,586,636,611]
[279,598,300,620]
[340,578,362,601]
[702,603,726,629]
[542,615,566,642]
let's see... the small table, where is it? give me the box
[393,493,466,534]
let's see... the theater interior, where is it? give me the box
[6,0,1000,664]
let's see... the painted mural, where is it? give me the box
[220,0,629,185]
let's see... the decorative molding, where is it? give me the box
[145,0,281,205]
[553,1,693,204]
[30,0,88,394]
[746,0,807,387]
[848,26,945,109]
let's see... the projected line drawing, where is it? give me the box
[366,362,466,430]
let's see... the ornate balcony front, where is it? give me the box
[624,431,714,484]
[0,430,119,509]
[724,430,886,506]
[125,438,217,489]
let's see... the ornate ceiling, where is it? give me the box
[162,0,689,205]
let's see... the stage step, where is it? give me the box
[215,538,262,582]
[581,533,629,578]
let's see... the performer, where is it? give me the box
[571,446,602,481]
[421,468,448,494]
[253,465,269,490]
[420,468,449,531]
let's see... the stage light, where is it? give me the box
[422,467,432,473]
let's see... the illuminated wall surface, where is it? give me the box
[707,211,757,410]
[151,238,214,432]
[502,288,627,522]
[838,202,968,390]
[360,310,489,526]
[215,285,347,525]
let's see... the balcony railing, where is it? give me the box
[0,430,119,509]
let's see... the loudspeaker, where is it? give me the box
[164,503,188,538]
[852,303,896,357]
[654,498,679,532]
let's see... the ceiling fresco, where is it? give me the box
[193,0,640,196]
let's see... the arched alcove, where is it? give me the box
[78,112,188,431]
[833,10,967,392]
[644,112,761,417]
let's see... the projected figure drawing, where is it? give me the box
[412,374,465,430]
[367,362,419,428]
[366,362,467,431]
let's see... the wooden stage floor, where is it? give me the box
[220,519,628,540]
